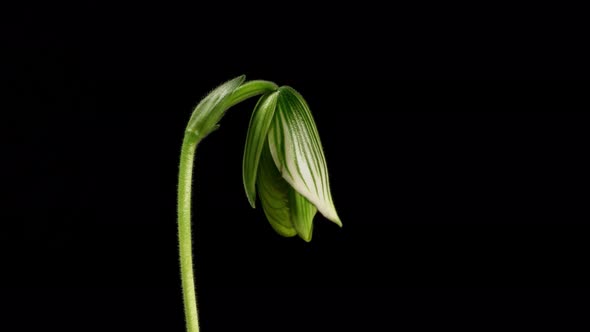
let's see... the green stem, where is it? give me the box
[177,79,279,332]
[178,132,201,332]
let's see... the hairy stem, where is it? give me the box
[177,79,279,332]
[178,132,201,332]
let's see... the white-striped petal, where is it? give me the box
[268,86,342,226]
[242,91,279,208]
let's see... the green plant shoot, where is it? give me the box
[177,75,341,332]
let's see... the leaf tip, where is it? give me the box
[247,196,256,209]
[298,231,313,242]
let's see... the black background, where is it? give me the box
[2,4,590,332]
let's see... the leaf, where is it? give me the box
[242,91,279,208]
[289,188,317,242]
[268,86,342,226]
[186,75,246,138]
[257,142,297,237]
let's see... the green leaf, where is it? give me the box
[289,188,317,242]
[186,75,246,138]
[242,91,279,208]
[268,86,342,226]
[257,142,297,237]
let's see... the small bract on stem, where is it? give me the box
[177,75,341,332]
